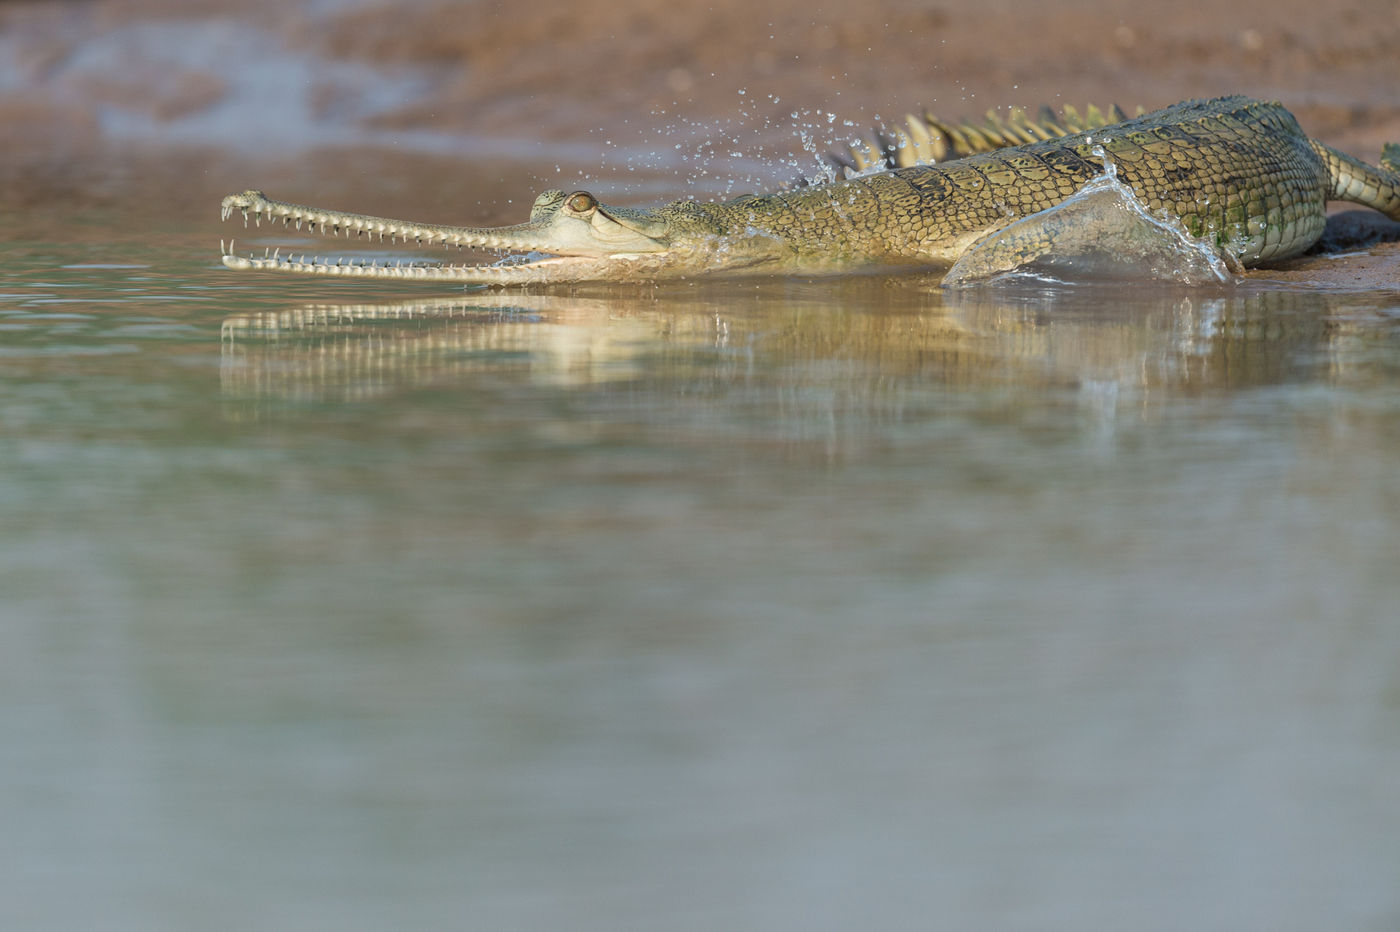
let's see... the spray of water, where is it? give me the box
[944,152,1241,287]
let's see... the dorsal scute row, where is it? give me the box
[830,103,1145,177]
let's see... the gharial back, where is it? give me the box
[714,96,1332,266]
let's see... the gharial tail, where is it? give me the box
[1312,140,1400,222]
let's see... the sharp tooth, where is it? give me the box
[241,209,249,227]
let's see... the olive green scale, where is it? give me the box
[679,96,1400,266]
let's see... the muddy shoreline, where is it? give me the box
[3,0,1400,288]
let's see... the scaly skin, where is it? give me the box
[828,101,1143,174]
[220,96,1400,285]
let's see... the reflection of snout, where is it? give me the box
[219,298,658,408]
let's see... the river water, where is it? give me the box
[3,209,1400,929]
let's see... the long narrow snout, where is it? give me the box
[219,189,678,284]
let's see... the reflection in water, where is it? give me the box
[219,282,1344,414]
[10,246,1400,929]
[220,296,661,404]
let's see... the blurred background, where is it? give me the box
[6,0,1400,217]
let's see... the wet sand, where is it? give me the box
[3,0,1400,285]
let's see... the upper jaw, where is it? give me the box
[221,189,575,252]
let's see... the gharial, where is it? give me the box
[219,95,1400,286]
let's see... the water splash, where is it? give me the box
[572,91,894,200]
[943,157,1241,288]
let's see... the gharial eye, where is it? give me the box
[566,192,597,213]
